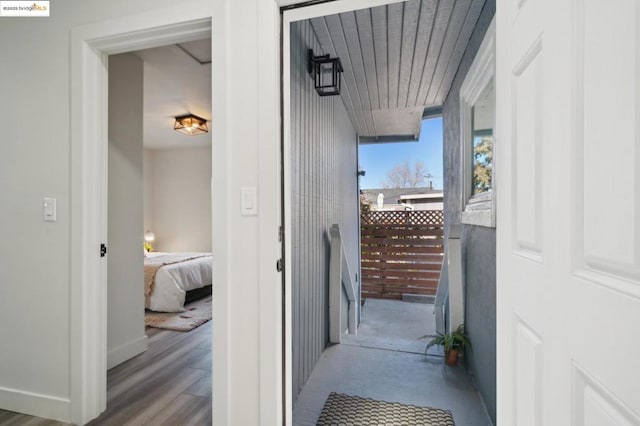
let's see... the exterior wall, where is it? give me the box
[107,53,148,369]
[290,20,360,400]
[442,0,496,423]
[144,147,212,253]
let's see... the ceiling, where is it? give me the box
[135,38,212,149]
[309,0,486,141]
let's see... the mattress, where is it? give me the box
[145,252,212,312]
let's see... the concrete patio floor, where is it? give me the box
[292,299,491,425]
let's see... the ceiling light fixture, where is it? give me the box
[308,49,343,97]
[174,114,208,135]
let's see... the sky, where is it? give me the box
[358,117,443,190]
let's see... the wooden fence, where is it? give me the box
[361,210,445,300]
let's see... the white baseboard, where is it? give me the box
[0,385,70,422]
[107,335,148,369]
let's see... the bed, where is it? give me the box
[144,252,213,312]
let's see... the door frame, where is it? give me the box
[279,0,409,422]
[69,4,214,424]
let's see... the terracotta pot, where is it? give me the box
[446,349,459,366]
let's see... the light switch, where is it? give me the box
[43,197,57,222]
[241,187,258,216]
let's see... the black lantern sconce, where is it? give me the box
[308,49,344,96]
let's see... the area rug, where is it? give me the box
[145,297,212,331]
[316,392,454,426]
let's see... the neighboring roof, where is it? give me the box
[361,187,443,205]
[400,193,444,200]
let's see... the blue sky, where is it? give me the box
[358,117,443,189]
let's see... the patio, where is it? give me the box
[292,299,492,425]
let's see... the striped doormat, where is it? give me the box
[316,392,455,426]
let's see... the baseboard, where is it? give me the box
[107,335,148,369]
[0,385,70,422]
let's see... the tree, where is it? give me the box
[472,136,493,194]
[382,160,429,188]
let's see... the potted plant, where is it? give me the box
[426,324,471,366]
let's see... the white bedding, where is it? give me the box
[145,252,212,312]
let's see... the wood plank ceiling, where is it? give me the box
[309,0,486,141]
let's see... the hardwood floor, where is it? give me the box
[0,322,212,426]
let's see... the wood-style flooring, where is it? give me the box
[0,322,212,426]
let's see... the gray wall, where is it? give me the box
[290,20,360,400]
[442,0,496,423]
[107,53,147,368]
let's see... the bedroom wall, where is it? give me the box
[143,149,155,235]
[144,147,212,253]
[107,53,148,369]
[290,19,360,401]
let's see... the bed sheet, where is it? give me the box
[145,252,212,312]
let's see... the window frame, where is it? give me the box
[460,18,496,228]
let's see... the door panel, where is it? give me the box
[497,0,640,424]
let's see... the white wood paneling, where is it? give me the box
[572,364,640,426]
[512,38,543,259]
[514,319,542,426]
[577,0,640,284]
[432,0,486,105]
[407,0,437,107]
[424,0,473,106]
[355,9,380,110]
[290,19,360,400]
[310,0,486,139]
[498,0,640,424]
[371,6,389,109]
[398,0,421,108]
[415,0,456,109]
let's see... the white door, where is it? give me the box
[496,0,640,424]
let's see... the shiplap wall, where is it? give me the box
[290,20,360,400]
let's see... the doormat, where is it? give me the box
[145,297,212,331]
[317,392,454,426]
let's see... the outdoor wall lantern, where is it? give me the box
[174,114,208,135]
[308,49,344,96]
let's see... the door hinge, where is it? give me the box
[276,258,283,272]
[278,226,284,242]
[100,243,107,258]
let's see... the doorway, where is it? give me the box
[70,12,214,425]
[282,0,492,424]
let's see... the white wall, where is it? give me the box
[143,150,154,234]
[144,147,212,253]
[0,0,287,424]
[106,53,148,370]
[0,1,217,422]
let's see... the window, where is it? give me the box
[460,18,495,228]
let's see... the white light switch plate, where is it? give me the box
[241,187,258,216]
[44,197,57,222]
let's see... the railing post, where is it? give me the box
[329,225,342,344]
[330,224,358,343]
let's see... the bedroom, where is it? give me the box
[105,37,213,423]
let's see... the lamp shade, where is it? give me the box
[144,230,156,242]
[174,114,208,135]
